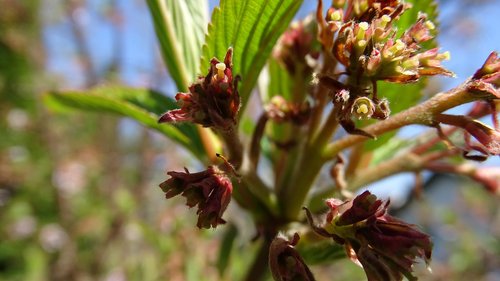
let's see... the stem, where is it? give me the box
[249,113,269,170]
[323,79,493,159]
[198,126,221,164]
[241,169,279,217]
[308,55,337,141]
[279,146,328,220]
[309,148,461,211]
[345,144,365,179]
[310,105,340,146]
[279,105,341,219]
[243,236,274,281]
[219,128,244,169]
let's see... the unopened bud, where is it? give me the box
[216,63,226,80]
[352,97,375,119]
[331,10,342,21]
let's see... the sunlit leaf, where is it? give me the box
[265,58,294,103]
[43,86,205,158]
[297,240,345,265]
[201,0,303,112]
[147,0,208,91]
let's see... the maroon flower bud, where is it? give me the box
[351,96,376,120]
[372,98,391,120]
[158,48,240,131]
[265,96,311,125]
[269,233,316,281]
[415,48,453,77]
[159,166,232,229]
[473,51,500,87]
[435,113,500,157]
[305,191,432,281]
[274,17,319,77]
[402,14,435,45]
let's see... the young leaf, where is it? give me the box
[216,224,238,277]
[43,86,205,158]
[297,240,345,265]
[265,58,294,103]
[201,0,303,112]
[147,0,208,91]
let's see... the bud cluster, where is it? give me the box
[158,48,240,131]
[317,0,453,136]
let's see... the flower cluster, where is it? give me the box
[316,0,453,136]
[159,166,232,229]
[158,48,240,131]
[305,191,432,281]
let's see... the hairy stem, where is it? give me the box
[219,128,244,169]
[243,235,274,281]
[249,113,269,170]
[309,148,461,211]
[345,144,366,179]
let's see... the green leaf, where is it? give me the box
[43,86,205,158]
[364,81,425,150]
[147,0,208,91]
[370,137,410,165]
[265,58,294,103]
[216,224,238,277]
[297,240,345,265]
[201,0,303,111]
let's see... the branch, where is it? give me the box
[323,78,496,159]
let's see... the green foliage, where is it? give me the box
[363,82,425,150]
[146,0,208,91]
[201,0,303,111]
[43,86,205,158]
[263,58,294,103]
[297,240,345,265]
[216,224,238,277]
[397,0,439,40]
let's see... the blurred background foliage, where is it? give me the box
[0,0,498,280]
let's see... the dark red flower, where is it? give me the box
[473,51,500,87]
[158,48,240,131]
[269,233,316,281]
[305,191,432,281]
[159,166,232,229]
[435,113,500,158]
